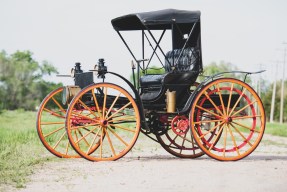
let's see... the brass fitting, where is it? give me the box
[166,89,176,113]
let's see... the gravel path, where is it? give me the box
[7,134,287,192]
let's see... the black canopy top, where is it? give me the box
[111,9,201,31]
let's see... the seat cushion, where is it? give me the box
[139,74,166,87]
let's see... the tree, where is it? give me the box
[0,50,62,110]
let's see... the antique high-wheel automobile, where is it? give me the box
[37,9,265,161]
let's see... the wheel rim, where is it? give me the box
[36,87,79,158]
[190,78,265,161]
[66,83,140,161]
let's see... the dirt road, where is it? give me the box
[14,134,287,192]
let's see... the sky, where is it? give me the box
[0,0,286,87]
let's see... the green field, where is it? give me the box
[0,110,54,188]
[264,122,287,137]
[0,110,286,188]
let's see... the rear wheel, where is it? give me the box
[36,87,79,158]
[190,78,265,161]
[65,83,141,161]
[156,115,204,158]
[156,82,205,158]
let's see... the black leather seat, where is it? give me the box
[139,74,167,86]
[140,47,198,87]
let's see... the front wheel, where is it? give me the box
[190,78,265,161]
[36,87,79,158]
[65,83,141,161]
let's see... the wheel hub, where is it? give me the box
[171,116,189,136]
[100,119,108,127]
[227,117,233,123]
[224,116,233,123]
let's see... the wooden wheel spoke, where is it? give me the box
[189,126,197,149]
[51,97,66,113]
[65,141,70,155]
[193,119,222,125]
[110,114,124,119]
[100,128,104,158]
[44,126,65,137]
[228,88,246,116]
[232,121,260,133]
[43,108,65,118]
[41,122,64,125]
[71,111,98,123]
[223,125,228,157]
[105,92,121,119]
[195,105,222,119]
[108,127,129,146]
[226,83,234,115]
[77,130,90,147]
[91,89,102,117]
[216,83,227,116]
[168,134,179,147]
[78,99,98,118]
[199,121,225,139]
[70,122,99,130]
[52,131,66,149]
[109,116,136,123]
[203,92,224,116]
[102,87,107,118]
[86,128,102,154]
[231,100,257,117]
[74,130,79,147]
[75,126,100,144]
[178,134,196,144]
[108,124,136,132]
[106,102,132,121]
[230,123,253,147]
[105,129,116,156]
[227,124,240,156]
[232,115,262,120]
[208,125,224,151]
[179,131,189,154]
[191,134,196,155]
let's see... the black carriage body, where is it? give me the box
[75,72,94,89]
[112,9,203,113]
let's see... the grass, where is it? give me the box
[0,110,286,189]
[0,110,54,189]
[265,122,287,137]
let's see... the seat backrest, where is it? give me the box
[164,47,198,72]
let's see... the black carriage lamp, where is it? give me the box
[95,58,107,79]
[70,62,83,78]
[74,62,83,73]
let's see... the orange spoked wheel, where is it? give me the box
[36,87,79,158]
[65,83,141,161]
[190,78,265,161]
[156,114,204,158]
